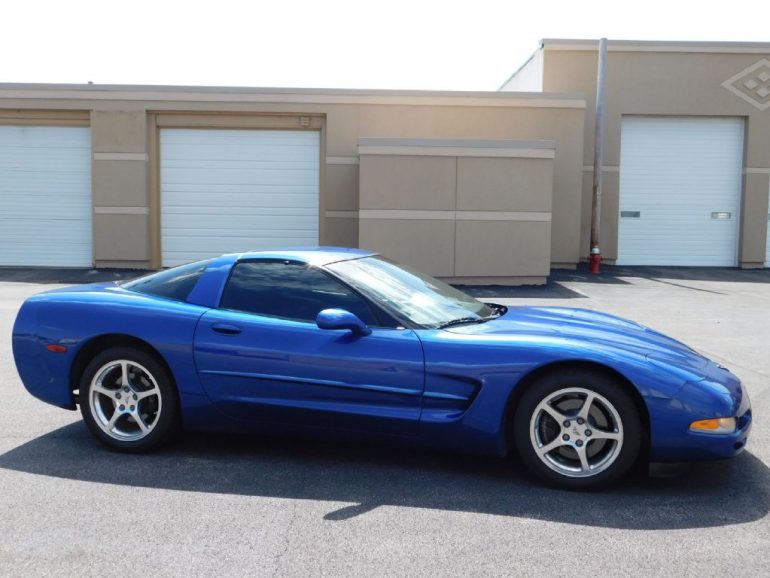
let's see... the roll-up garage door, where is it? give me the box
[0,126,92,267]
[618,117,743,266]
[160,129,320,267]
[766,209,770,267]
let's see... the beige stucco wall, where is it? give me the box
[358,139,554,282]
[0,85,585,277]
[534,41,770,266]
[322,101,584,273]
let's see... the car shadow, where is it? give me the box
[1,422,767,529]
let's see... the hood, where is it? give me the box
[447,306,709,371]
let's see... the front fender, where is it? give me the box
[416,329,700,456]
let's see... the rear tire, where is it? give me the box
[79,346,178,453]
[513,369,642,490]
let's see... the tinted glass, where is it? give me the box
[220,261,377,325]
[123,259,213,302]
[326,256,494,329]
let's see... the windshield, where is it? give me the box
[326,256,497,329]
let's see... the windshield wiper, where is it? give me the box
[436,317,487,329]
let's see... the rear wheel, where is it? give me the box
[513,369,642,490]
[79,347,178,452]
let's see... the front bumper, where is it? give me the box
[648,365,752,462]
[679,408,752,460]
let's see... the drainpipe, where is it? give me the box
[589,37,608,274]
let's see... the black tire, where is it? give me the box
[79,346,179,453]
[513,369,642,490]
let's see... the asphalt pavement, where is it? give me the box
[0,266,768,576]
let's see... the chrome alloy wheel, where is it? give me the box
[529,387,624,478]
[89,360,162,442]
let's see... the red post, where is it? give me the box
[589,250,602,274]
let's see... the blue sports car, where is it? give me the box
[12,247,751,489]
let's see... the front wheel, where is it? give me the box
[513,369,642,490]
[79,347,179,452]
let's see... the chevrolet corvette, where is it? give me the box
[12,247,751,489]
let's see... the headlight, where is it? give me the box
[689,417,736,435]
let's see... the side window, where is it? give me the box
[220,261,378,325]
[122,259,213,302]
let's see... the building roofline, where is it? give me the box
[541,38,770,54]
[0,82,586,109]
[498,45,544,90]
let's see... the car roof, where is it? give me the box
[228,246,377,266]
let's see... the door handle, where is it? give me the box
[211,323,242,335]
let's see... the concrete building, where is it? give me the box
[0,86,585,283]
[503,39,770,269]
[1,39,769,282]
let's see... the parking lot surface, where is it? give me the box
[0,266,768,576]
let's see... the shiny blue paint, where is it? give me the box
[414,306,751,459]
[193,306,423,435]
[13,283,211,413]
[316,308,372,336]
[12,247,751,463]
[186,254,238,308]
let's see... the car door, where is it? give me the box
[193,259,424,435]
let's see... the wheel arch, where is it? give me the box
[70,334,177,400]
[503,359,651,457]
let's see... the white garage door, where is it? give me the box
[766,206,770,267]
[160,129,320,267]
[618,117,744,266]
[0,126,92,267]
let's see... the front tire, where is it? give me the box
[513,369,642,490]
[79,347,179,452]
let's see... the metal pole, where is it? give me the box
[589,37,608,274]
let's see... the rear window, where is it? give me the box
[123,259,213,302]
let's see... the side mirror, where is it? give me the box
[316,308,372,336]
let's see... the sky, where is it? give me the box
[1,0,768,91]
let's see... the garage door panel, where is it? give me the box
[162,186,317,198]
[0,220,93,239]
[766,219,770,267]
[164,229,319,240]
[618,117,743,266]
[163,195,318,209]
[162,170,318,187]
[163,145,319,156]
[762,177,770,267]
[163,214,319,230]
[0,126,92,267]
[163,235,319,259]
[162,130,315,144]
[164,161,319,173]
[164,231,319,246]
[163,205,317,215]
[0,207,91,220]
[161,129,320,267]
[162,160,319,172]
